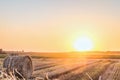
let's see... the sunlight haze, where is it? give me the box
[0,0,120,51]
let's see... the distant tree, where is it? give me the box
[0,49,2,53]
[0,49,6,54]
[22,50,24,52]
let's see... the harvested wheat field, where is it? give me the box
[0,55,120,80]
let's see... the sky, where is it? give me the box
[0,0,120,52]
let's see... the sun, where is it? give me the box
[73,36,93,51]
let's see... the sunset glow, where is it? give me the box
[0,0,120,52]
[73,36,93,51]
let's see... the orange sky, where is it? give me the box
[0,0,120,52]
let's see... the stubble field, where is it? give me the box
[0,56,120,80]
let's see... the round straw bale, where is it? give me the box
[3,55,33,79]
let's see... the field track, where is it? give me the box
[32,59,116,80]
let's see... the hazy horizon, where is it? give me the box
[0,0,120,52]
